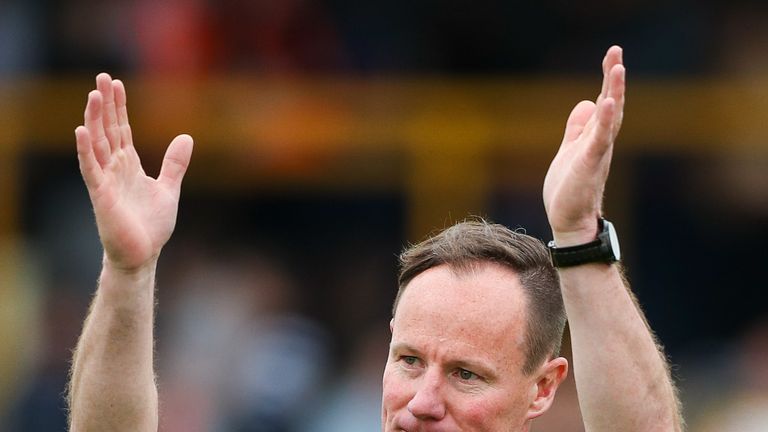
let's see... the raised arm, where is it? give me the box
[543,46,682,431]
[68,74,193,431]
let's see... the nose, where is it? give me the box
[407,369,446,420]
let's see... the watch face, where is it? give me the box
[607,221,621,261]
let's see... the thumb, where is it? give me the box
[562,100,596,143]
[158,134,193,191]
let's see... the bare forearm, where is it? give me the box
[68,258,159,432]
[561,264,682,432]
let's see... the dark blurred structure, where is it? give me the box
[6,0,736,76]
[1,1,768,431]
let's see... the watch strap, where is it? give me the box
[547,218,618,268]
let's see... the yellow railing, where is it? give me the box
[2,76,767,238]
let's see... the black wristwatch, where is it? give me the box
[547,218,621,268]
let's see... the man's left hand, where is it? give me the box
[543,46,625,247]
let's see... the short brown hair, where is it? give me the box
[395,219,566,375]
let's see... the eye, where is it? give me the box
[401,355,419,366]
[457,368,479,381]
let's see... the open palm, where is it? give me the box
[76,73,193,271]
[543,46,625,246]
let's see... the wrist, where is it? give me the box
[98,257,157,312]
[102,254,159,278]
[551,227,599,248]
[549,212,604,247]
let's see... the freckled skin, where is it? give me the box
[381,263,563,432]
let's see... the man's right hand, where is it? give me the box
[75,73,193,272]
[69,74,191,431]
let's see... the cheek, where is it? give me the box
[382,364,408,406]
[458,399,501,427]
[381,363,412,418]
[456,387,529,429]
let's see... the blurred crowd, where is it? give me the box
[2,0,768,431]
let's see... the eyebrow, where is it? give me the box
[389,342,499,381]
[389,342,420,358]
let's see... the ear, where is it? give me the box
[525,356,568,421]
[389,318,394,333]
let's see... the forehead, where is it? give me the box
[392,263,528,368]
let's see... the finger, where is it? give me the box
[607,64,625,104]
[596,46,623,105]
[586,97,616,163]
[597,51,610,104]
[607,64,626,137]
[113,79,133,149]
[75,126,104,189]
[158,134,194,192]
[587,46,623,143]
[563,100,596,143]
[96,73,120,152]
[84,90,111,166]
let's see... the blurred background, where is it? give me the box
[1,0,767,430]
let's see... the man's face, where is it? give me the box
[382,263,544,432]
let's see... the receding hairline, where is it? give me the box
[392,259,528,317]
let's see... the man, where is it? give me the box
[68,46,683,431]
